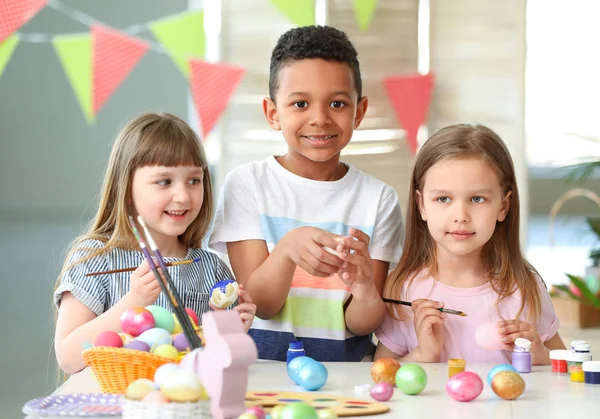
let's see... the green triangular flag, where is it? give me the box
[150,11,205,78]
[354,0,378,31]
[53,34,94,123]
[270,0,315,27]
[0,35,19,79]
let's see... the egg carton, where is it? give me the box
[122,398,211,419]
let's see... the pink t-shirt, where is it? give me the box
[375,272,560,363]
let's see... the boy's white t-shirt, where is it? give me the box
[209,156,404,361]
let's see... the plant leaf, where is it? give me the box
[567,274,600,309]
[562,160,600,184]
[553,284,579,300]
[586,217,600,238]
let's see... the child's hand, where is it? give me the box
[282,227,344,277]
[209,284,256,333]
[334,228,376,300]
[128,260,161,307]
[412,299,445,362]
[498,320,546,362]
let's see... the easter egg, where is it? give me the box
[287,356,316,384]
[120,307,155,337]
[118,333,134,345]
[142,390,169,404]
[210,279,239,308]
[153,344,179,360]
[125,378,157,400]
[279,402,318,419]
[172,313,197,334]
[137,328,172,348]
[161,369,204,402]
[475,322,505,351]
[296,359,328,391]
[486,364,517,386]
[185,308,199,326]
[94,331,123,348]
[146,305,175,333]
[245,406,266,419]
[371,358,401,384]
[446,371,483,402]
[154,363,180,388]
[370,382,394,402]
[491,370,525,400]
[173,333,191,352]
[238,414,258,419]
[270,405,285,419]
[124,340,150,352]
[395,364,427,395]
[317,408,338,419]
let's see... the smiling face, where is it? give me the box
[263,58,368,168]
[417,157,511,261]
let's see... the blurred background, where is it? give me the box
[1,0,600,416]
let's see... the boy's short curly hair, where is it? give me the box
[269,25,362,101]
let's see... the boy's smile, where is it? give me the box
[263,58,368,180]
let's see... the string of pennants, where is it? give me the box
[0,0,433,153]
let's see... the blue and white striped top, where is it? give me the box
[54,239,233,320]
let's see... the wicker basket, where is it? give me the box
[122,398,211,419]
[82,347,181,394]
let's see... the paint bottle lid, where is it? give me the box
[549,349,570,361]
[570,340,587,350]
[573,343,591,353]
[514,338,531,352]
[582,361,600,373]
[288,341,305,351]
[568,352,593,362]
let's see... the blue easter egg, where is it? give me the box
[296,359,328,391]
[287,356,315,384]
[487,364,517,386]
[137,328,172,349]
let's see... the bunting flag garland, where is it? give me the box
[0,0,47,43]
[189,59,246,139]
[0,35,19,78]
[269,0,315,27]
[353,0,378,31]
[149,10,205,78]
[383,73,434,155]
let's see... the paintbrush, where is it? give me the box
[382,298,467,317]
[85,258,201,277]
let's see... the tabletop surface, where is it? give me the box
[24,361,600,419]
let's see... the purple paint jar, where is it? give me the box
[512,338,532,373]
[583,361,600,385]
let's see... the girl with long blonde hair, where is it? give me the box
[375,124,565,364]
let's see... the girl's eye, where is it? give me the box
[293,101,308,108]
[472,196,486,203]
[157,179,171,186]
[189,178,202,185]
[436,197,450,203]
[331,101,345,108]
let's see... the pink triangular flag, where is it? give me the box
[189,59,245,139]
[383,73,434,154]
[0,0,47,43]
[91,24,149,115]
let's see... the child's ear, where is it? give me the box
[416,190,427,221]
[354,96,368,129]
[263,97,280,130]
[497,190,512,222]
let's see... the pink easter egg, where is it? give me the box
[94,331,123,348]
[475,322,505,351]
[185,308,199,326]
[370,381,394,402]
[246,405,266,419]
[120,307,155,337]
[446,371,483,402]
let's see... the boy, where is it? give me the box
[209,26,404,361]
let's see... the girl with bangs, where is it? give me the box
[375,124,566,364]
[53,113,256,374]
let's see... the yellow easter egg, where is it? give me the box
[142,390,170,404]
[125,378,157,401]
[153,344,179,360]
[161,369,204,402]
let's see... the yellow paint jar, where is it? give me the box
[448,358,466,378]
[571,365,585,382]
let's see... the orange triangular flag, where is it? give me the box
[383,73,434,155]
[189,59,245,139]
[91,24,149,115]
[0,0,47,43]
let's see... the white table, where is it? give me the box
[24,362,600,418]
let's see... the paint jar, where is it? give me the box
[573,342,592,359]
[512,338,532,373]
[582,361,600,385]
[286,340,306,364]
[448,358,466,378]
[549,349,569,374]
[570,340,587,352]
[568,352,591,382]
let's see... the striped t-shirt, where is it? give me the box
[54,239,233,319]
[209,156,404,361]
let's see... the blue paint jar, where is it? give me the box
[583,361,600,385]
[286,340,306,364]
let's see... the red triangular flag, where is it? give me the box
[0,0,47,43]
[189,59,245,139]
[91,24,149,115]
[383,73,434,154]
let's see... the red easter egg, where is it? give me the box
[95,331,123,348]
[185,308,199,326]
[120,307,155,337]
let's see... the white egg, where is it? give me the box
[210,280,239,308]
[153,363,180,389]
[161,369,204,402]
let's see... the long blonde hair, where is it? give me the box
[55,112,213,296]
[384,123,542,321]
